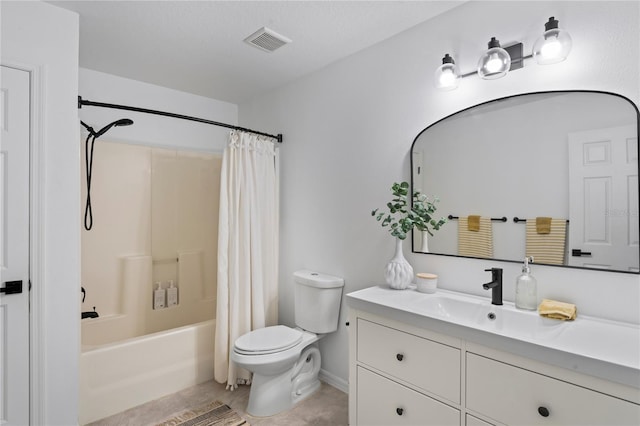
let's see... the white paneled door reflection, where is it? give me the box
[0,65,30,425]
[569,125,639,272]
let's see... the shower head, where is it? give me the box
[80,118,133,138]
[114,118,134,127]
[94,118,134,138]
[81,117,134,231]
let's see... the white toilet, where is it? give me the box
[231,270,344,417]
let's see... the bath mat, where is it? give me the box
[156,400,249,426]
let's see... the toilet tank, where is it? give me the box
[294,270,344,334]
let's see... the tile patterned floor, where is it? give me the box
[87,380,348,426]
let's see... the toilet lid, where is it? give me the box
[235,325,303,355]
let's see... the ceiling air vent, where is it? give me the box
[244,27,292,53]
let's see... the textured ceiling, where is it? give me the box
[49,1,463,104]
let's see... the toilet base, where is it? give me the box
[245,345,322,417]
[246,369,294,417]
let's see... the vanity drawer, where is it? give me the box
[357,318,460,403]
[357,366,460,426]
[466,353,640,425]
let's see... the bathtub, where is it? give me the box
[79,319,215,425]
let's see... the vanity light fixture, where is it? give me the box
[435,16,571,90]
[434,53,461,90]
[477,37,511,80]
[533,17,573,65]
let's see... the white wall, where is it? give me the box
[1,2,80,424]
[239,1,640,388]
[79,68,237,152]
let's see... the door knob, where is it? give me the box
[571,249,592,257]
[1,280,23,294]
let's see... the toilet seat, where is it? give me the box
[234,325,303,355]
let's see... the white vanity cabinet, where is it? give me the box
[350,313,462,425]
[356,367,460,425]
[349,308,640,426]
[357,318,460,403]
[466,353,640,425]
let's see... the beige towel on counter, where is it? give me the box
[538,299,577,320]
[458,216,493,258]
[526,218,567,265]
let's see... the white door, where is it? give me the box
[568,125,639,271]
[0,65,30,425]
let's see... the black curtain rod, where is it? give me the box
[78,96,283,143]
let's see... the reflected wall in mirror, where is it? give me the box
[411,91,639,273]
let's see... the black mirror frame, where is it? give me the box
[410,90,640,274]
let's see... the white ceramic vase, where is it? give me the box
[421,230,430,253]
[384,239,414,290]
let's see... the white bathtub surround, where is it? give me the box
[215,130,280,389]
[80,319,215,424]
[81,256,151,346]
[81,142,220,337]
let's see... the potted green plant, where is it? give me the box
[372,181,447,289]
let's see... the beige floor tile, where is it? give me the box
[87,380,347,426]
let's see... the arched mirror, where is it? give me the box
[411,91,639,273]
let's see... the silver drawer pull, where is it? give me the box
[396,353,404,361]
[396,408,404,416]
[538,406,550,417]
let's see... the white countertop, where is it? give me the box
[347,285,640,389]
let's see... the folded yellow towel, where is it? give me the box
[468,215,481,232]
[536,217,552,234]
[538,299,577,321]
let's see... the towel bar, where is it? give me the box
[448,215,507,222]
[513,217,569,223]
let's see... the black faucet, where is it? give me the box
[82,307,99,319]
[483,268,503,306]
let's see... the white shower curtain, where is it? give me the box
[214,130,279,389]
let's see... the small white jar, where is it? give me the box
[416,273,438,294]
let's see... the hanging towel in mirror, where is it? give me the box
[526,219,567,265]
[468,215,481,231]
[458,216,493,258]
[536,217,552,234]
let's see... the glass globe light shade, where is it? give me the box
[434,54,460,90]
[477,37,511,80]
[533,17,572,65]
